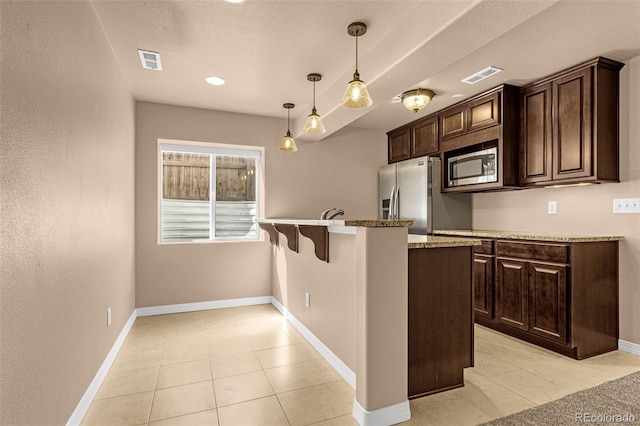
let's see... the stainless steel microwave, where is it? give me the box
[447,147,497,187]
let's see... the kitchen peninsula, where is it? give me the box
[258,218,480,425]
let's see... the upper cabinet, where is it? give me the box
[520,57,624,186]
[387,114,439,163]
[440,90,501,140]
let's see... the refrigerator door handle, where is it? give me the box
[394,186,400,219]
[389,185,396,219]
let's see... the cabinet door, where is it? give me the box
[521,83,553,184]
[553,67,592,181]
[467,92,500,132]
[388,127,411,163]
[528,262,567,343]
[495,258,528,330]
[412,116,439,157]
[473,254,494,319]
[440,106,466,140]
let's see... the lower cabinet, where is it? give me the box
[473,238,619,360]
[408,246,473,398]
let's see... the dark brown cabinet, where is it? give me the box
[387,126,411,163]
[471,237,619,360]
[411,115,439,157]
[472,239,494,319]
[408,246,473,398]
[440,91,500,140]
[520,57,624,186]
[440,105,466,140]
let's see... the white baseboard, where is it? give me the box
[352,399,411,426]
[136,296,272,316]
[619,339,640,356]
[66,310,137,426]
[270,297,356,389]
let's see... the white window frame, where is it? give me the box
[157,138,265,244]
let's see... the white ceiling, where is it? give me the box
[90,0,640,141]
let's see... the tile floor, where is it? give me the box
[82,304,640,426]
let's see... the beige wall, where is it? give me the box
[0,2,136,425]
[472,56,640,345]
[135,102,386,307]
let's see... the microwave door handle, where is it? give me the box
[389,185,396,219]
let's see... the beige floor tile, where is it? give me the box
[201,325,248,343]
[81,391,153,426]
[157,359,212,389]
[209,336,253,357]
[129,315,173,337]
[150,381,216,422]
[111,346,164,372]
[214,370,275,407]
[243,318,289,336]
[162,341,209,365]
[281,324,307,343]
[211,352,263,379]
[463,367,487,385]
[277,381,354,426]
[450,376,537,418]
[579,350,640,378]
[168,311,207,332]
[470,350,520,378]
[149,409,219,426]
[256,342,322,369]
[266,359,341,393]
[488,369,567,405]
[201,309,244,328]
[217,395,289,426]
[312,414,359,426]
[121,334,167,352]
[248,331,294,351]
[410,391,493,426]
[521,358,612,392]
[96,366,158,399]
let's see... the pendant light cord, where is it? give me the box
[355,35,359,74]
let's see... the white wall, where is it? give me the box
[472,56,640,346]
[0,2,136,424]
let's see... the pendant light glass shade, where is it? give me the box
[341,73,372,109]
[303,108,326,134]
[341,22,372,110]
[303,73,326,134]
[279,103,297,152]
[279,131,297,152]
[400,88,435,113]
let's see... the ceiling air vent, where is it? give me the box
[138,49,162,71]
[461,66,502,84]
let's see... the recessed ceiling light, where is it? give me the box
[224,0,246,3]
[206,76,226,86]
[452,94,464,98]
[138,49,162,71]
[461,66,502,84]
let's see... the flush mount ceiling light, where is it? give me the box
[341,22,372,109]
[138,49,162,71]
[400,88,435,113]
[279,103,297,152]
[462,66,503,84]
[205,76,226,86]
[303,73,326,135]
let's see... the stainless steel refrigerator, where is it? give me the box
[379,156,471,234]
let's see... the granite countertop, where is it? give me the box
[408,234,482,249]
[434,229,624,243]
[259,218,413,228]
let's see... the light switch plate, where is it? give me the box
[613,198,640,214]
[548,201,557,215]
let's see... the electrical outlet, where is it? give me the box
[548,201,557,215]
[107,307,112,327]
[613,198,640,214]
[305,292,310,308]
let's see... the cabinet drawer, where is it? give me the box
[473,239,494,255]
[496,241,568,263]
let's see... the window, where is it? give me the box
[158,139,263,243]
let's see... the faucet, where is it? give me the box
[320,208,345,220]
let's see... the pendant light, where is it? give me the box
[303,73,326,134]
[400,88,435,113]
[279,103,297,152]
[341,22,372,109]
